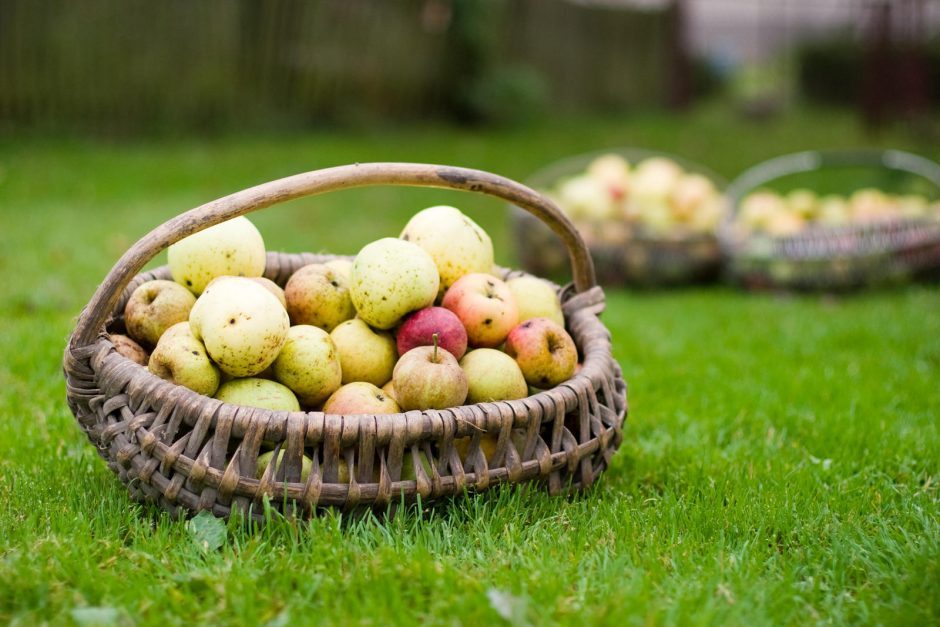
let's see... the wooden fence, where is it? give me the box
[0,0,672,133]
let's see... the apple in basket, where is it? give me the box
[330,319,397,387]
[322,382,401,414]
[349,238,439,330]
[272,325,343,408]
[506,276,564,327]
[148,332,221,396]
[459,349,528,404]
[401,205,495,297]
[189,276,290,378]
[505,318,578,388]
[124,279,197,347]
[442,273,519,349]
[214,378,300,412]
[393,336,468,411]
[284,260,356,332]
[397,307,468,360]
[168,216,267,295]
[110,334,149,366]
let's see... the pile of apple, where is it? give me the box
[111,206,579,479]
[549,153,727,239]
[735,188,940,237]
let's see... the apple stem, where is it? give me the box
[432,332,439,361]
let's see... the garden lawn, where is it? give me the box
[1,106,938,625]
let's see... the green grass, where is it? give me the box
[1,106,939,625]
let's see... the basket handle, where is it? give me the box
[70,162,596,349]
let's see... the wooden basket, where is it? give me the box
[512,148,728,287]
[63,163,628,522]
[720,150,940,291]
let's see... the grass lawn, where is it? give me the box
[1,106,939,625]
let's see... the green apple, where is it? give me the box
[168,216,266,295]
[272,325,342,408]
[557,175,616,221]
[350,238,439,330]
[739,191,788,231]
[330,319,397,386]
[764,211,805,237]
[322,382,401,414]
[110,334,149,366]
[189,277,289,378]
[392,342,468,411]
[459,349,528,403]
[123,280,196,347]
[160,321,195,342]
[284,261,356,331]
[215,377,300,411]
[401,205,494,296]
[256,450,312,482]
[148,333,220,396]
[817,195,850,226]
[506,276,564,327]
[670,173,717,222]
[632,157,683,200]
[586,154,630,189]
[786,188,819,219]
[250,277,287,308]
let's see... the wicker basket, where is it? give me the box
[63,163,628,522]
[720,150,940,291]
[512,148,728,287]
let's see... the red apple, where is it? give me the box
[322,382,400,415]
[441,273,518,348]
[396,307,468,359]
[505,317,578,388]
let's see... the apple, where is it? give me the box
[250,277,287,308]
[557,175,617,221]
[764,211,805,237]
[442,273,519,348]
[454,433,499,464]
[586,154,631,199]
[506,276,564,327]
[350,238,439,330]
[215,378,300,412]
[400,205,494,295]
[189,277,289,377]
[256,450,312,482]
[271,325,342,408]
[688,197,727,232]
[148,333,220,396]
[123,280,196,347]
[284,261,355,332]
[381,380,399,405]
[459,349,528,403]
[786,188,819,219]
[322,382,401,414]
[632,157,683,200]
[505,318,578,388]
[739,191,788,231]
[168,216,266,295]
[110,334,149,366]
[400,450,434,481]
[670,173,717,222]
[393,338,468,411]
[396,307,468,359]
[817,195,851,226]
[330,319,397,386]
[161,321,195,341]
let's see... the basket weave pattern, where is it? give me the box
[63,164,628,521]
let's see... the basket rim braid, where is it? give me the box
[63,163,628,522]
[718,149,940,290]
[511,147,729,286]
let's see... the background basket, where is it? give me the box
[511,148,728,287]
[720,150,940,291]
[63,163,628,522]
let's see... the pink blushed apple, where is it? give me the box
[441,273,518,348]
[396,307,468,359]
[505,317,578,388]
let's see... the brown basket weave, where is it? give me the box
[63,163,628,522]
